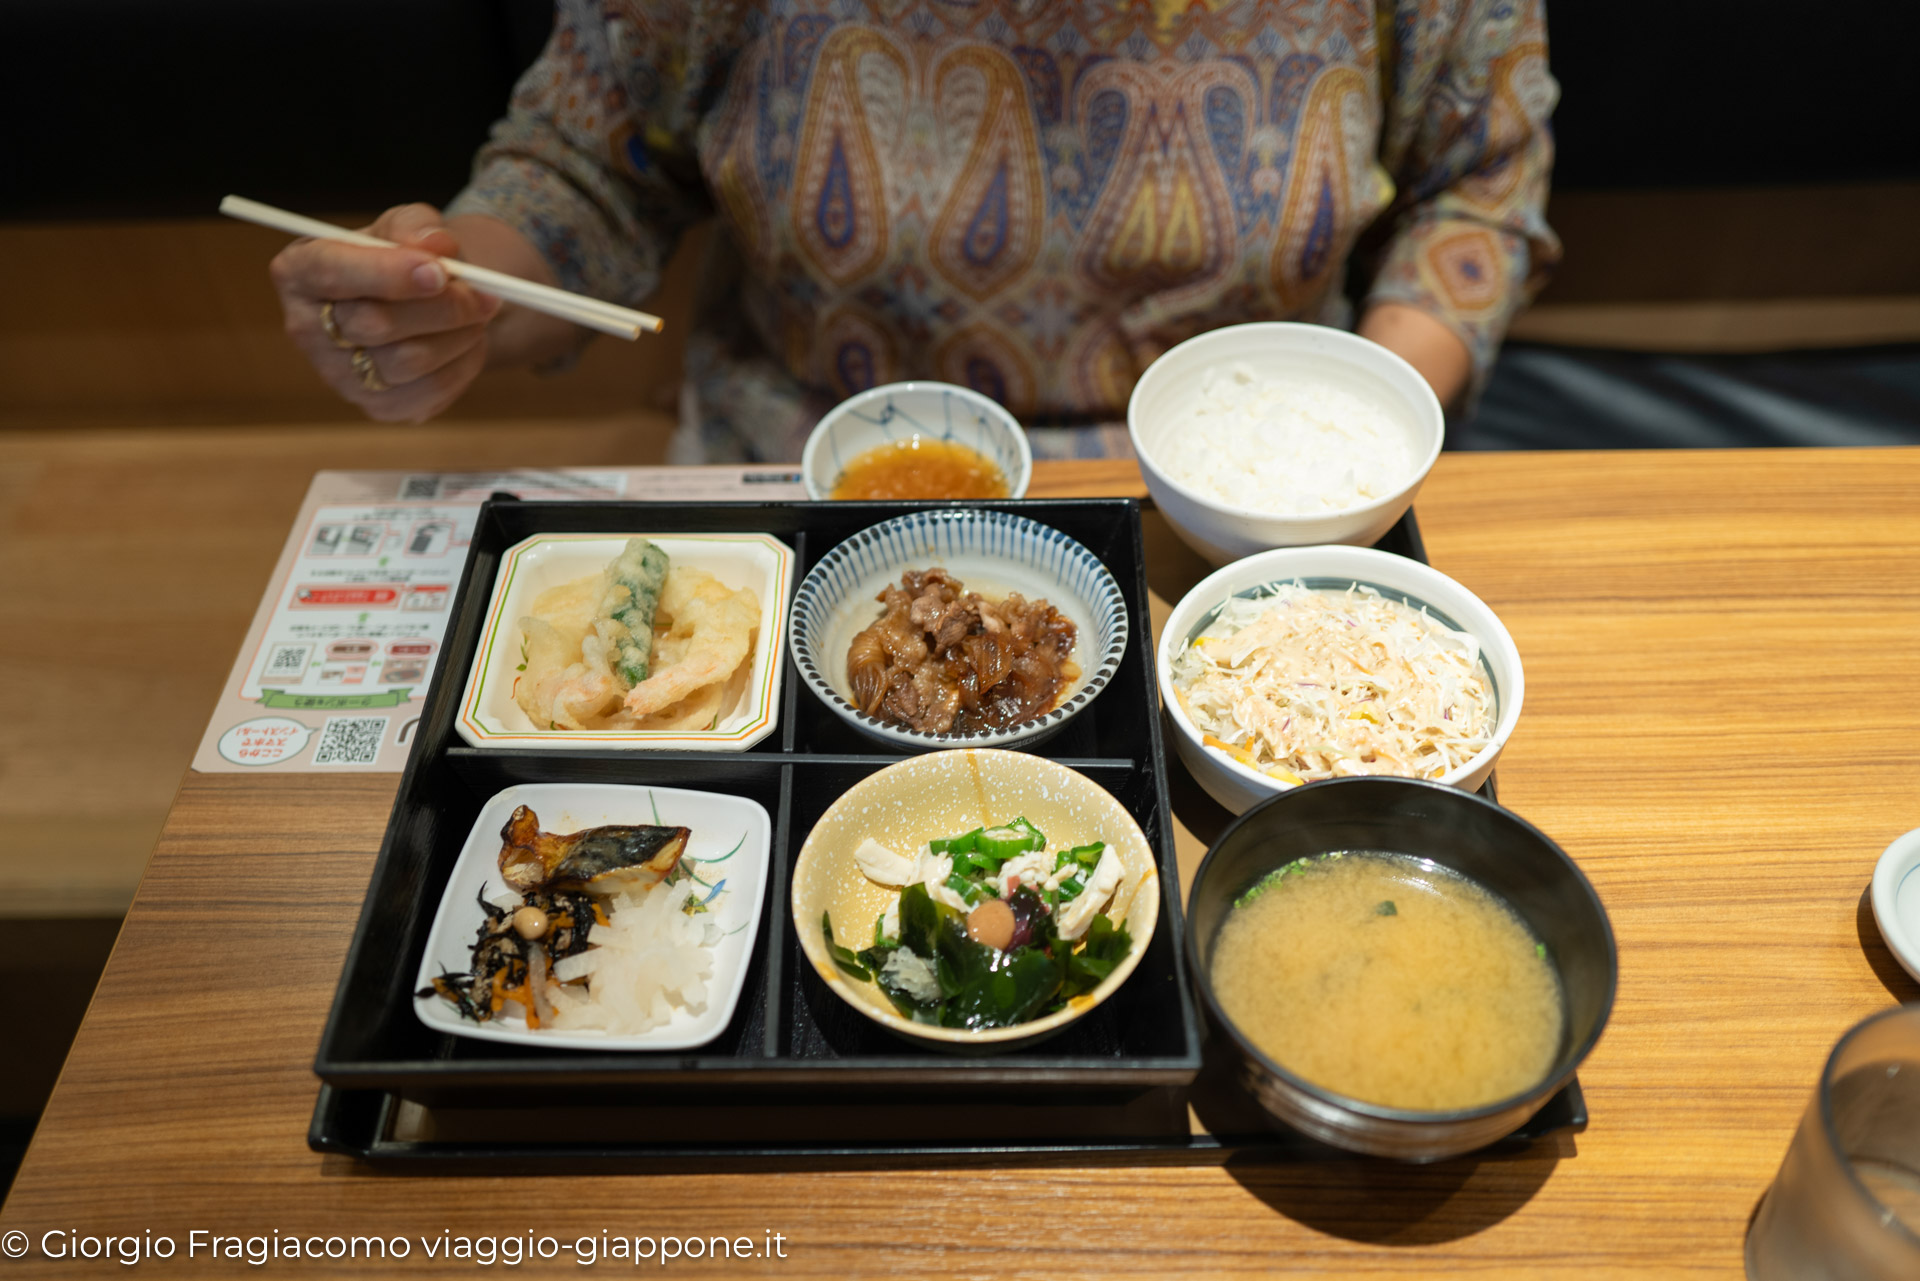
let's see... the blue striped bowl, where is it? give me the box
[789,511,1128,751]
[802,382,1032,500]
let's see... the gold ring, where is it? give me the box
[318,301,353,350]
[350,347,389,392]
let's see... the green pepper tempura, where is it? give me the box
[825,817,1134,1030]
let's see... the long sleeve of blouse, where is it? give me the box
[445,1,736,310]
[446,0,1560,451]
[1365,0,1562,395]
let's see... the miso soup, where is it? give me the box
[1210,851,1563,1111]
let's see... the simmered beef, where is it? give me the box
[847,569,1078,734]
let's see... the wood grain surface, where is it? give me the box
[0,219,706,429]
[0,417,682,915]
[4,449,1919,1278]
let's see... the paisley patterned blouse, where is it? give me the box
[448,0,1559,462]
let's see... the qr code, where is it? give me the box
[398,474,440,499]
[262,643,310,680]
[313,715,390,766]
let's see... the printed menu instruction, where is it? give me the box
[191,466,804,773]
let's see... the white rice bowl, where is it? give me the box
[1128,322,1444,564]
[1152,362,1414,515]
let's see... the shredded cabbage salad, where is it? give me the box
[1171,582,1493,785]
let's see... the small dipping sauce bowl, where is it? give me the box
[802,381,1032,501]
[1185,776,1617,1161]
[1871,827,1920,985]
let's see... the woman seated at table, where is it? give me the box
[270,0,1559,462]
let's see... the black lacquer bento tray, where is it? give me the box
[309,500,1587,1165]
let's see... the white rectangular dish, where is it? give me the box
[412,782,771,1052]
[455,532,792,751]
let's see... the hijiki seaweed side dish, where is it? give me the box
[822,817,1133,1030]
[421,806,728,1035]
[513,537,762,732]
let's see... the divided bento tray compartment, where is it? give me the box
[315,500,1199,1103]
[311,500,1587,1164]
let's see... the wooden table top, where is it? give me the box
[4,449,1918,1278]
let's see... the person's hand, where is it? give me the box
[270,204,502,423]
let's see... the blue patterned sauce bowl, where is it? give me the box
[802,381,1033,501]
[788,510,1127,752]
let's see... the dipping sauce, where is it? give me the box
[831,438,1007,500]
[1210,851,1563,1111]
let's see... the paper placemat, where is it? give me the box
[191,466,804,773]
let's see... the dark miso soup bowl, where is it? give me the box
[1186,776,1616,1162]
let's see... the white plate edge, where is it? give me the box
[411,782,773,1052]
[455,533,794,750]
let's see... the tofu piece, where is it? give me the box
[995,850,1052,899]
[909,847,944,880]
[913,851,971,912]
[879,949,942,1003]
[1056,847,1125,941]
[854,837,917,887]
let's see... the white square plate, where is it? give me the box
[412,783,771,1051]
[455,532,793,750]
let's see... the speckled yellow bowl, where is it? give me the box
[791,749,1161,1051]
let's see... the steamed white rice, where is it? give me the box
[1155,363,1412,515]
[547,881,715,1034]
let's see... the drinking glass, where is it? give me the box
[1747,1004,1920,1279]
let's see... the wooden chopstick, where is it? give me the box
[219,195,663,340]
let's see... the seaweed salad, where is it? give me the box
[823,818,1134,1030]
